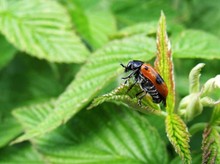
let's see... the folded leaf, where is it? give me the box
[189,63,205,93]
[154,12,175,113]
[166,114,191,163]
[88,84,161,115]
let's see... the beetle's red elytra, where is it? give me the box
[121,60,168,106]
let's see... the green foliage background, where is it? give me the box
[0,0,220,163]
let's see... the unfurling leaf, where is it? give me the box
[88,84,161,115]
[178,93,203,122]
[202,126,220,164]
[201,75,220,97]
[154,11,175,113]
[189,63,205,93]
[166,114,191,164]
[178,64,220,122]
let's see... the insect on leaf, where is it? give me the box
[88,84,161,115]
[154,11,175,113]
[9,35,156,143]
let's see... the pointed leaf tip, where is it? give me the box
[155,12,175,113]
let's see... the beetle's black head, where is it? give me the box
[121,60,144,72]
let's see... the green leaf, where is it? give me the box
[172,30,220,59]
[0,0,89,63]
[202,126,220,164]
[14,100,169,164]
[62,0,116,50]
[189,0,220,37]
[11,35,156,143]
[170,152,202,164]
[0,34,16,69]
[111,21,185,40]
[210,104,220,126]
[111,22,157,39]
[111,0,177,26]
[166,114,191,163]
[0,143,44,163]
[88,84,162,115]
[189,63,205,93]
[12,99,55,132]
[0,116,22,148]
[154,12,175,113]
[12,99,55,144]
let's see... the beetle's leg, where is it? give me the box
[122,69,139,79]
[135,90,144,97]
[126,79,138,93]
[122,69,139,84]
[137,92,146,106]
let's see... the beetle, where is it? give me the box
[121,60,168,106]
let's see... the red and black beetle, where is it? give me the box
[121,60,168,106]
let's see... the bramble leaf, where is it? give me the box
[13,100,168,164]
[62,0,116,49]
[0,0,89,63]
[0,116,22,148]
[11,35,156,143]
[111,22,157,39]
[166,114,191,164]
[0,143,44,163]
[154,11,175,113]
[0,35,16,69]
[88,84,161,115]
[202,126,220,164]
[173,30,220,59]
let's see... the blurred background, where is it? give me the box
[0,0,220,163]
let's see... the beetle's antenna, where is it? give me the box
[120,63,126,68]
